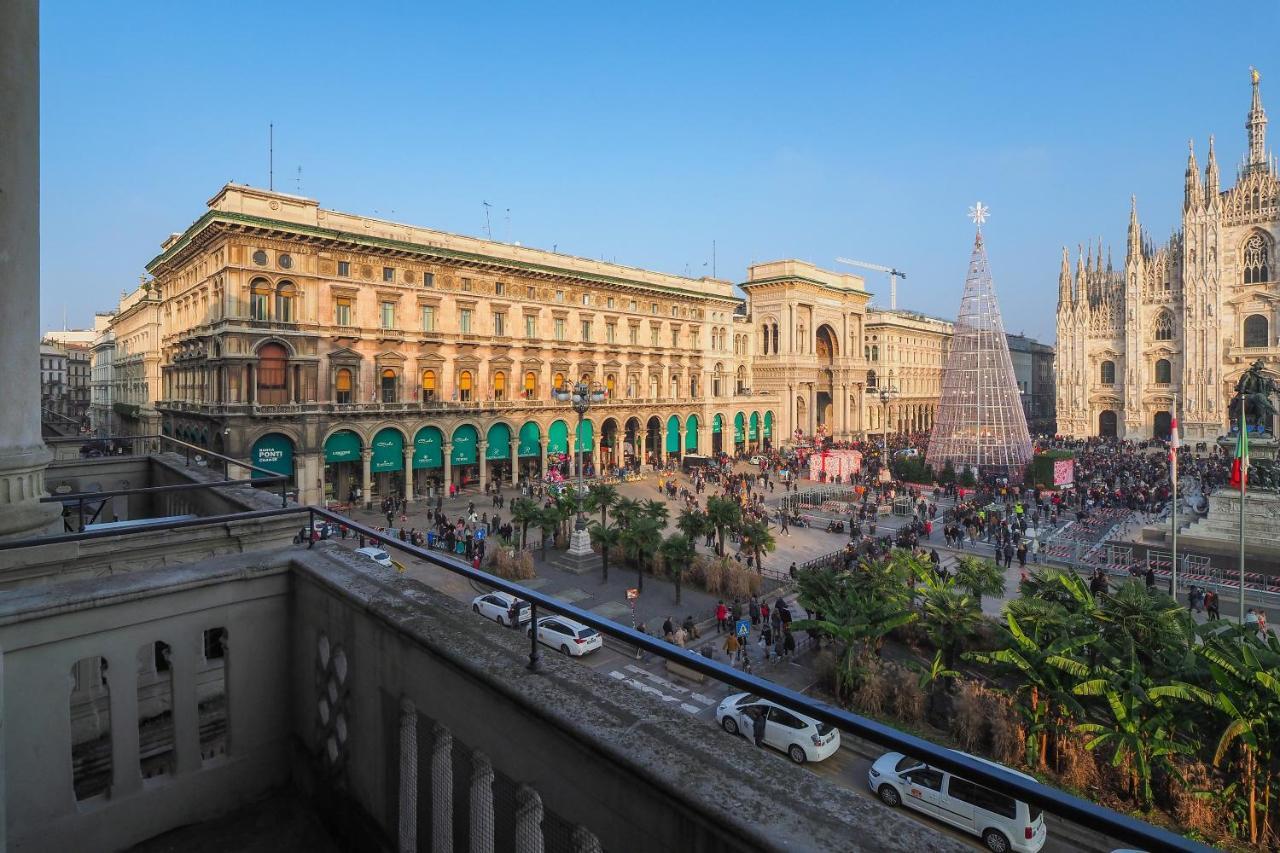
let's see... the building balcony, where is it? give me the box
[0,524,973,853]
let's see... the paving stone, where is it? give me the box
[557,586,593,604]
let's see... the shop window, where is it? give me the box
[275,281,296,323]
[257,343,288,404]
[249,279,271,321]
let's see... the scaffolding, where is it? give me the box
[926,224,1033,478]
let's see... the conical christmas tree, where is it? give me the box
[926,205,1032,479]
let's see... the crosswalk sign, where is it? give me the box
[735,619,750,638]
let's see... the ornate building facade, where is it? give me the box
[142,184,871,505]
[862,308,952,436]
[1057,71,1280,440]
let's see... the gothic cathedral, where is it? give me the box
[1056,70,1279,441]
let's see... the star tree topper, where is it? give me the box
[968,201,990,227]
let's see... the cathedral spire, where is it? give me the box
[1185,138,1201,210]
[1058,245,1072,307]
[1128,194,1141,259]
[1205,133,1220,200]
[1248,66,1268,170]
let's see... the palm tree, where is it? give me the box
[658,533,697,605]
[967,611,1093,769]
[621,516,661,593]
[586,483,619,528]
[953,555,1006,611]
[640,498,669,528]
[1072,648,1206,809]
[613,497,643,530]
[738,518,776,573]
[536,506,560,560]
[1189,622,1280,844]
[919,584,982,672]
[589,523,622,584]
[705,496,741,556]
[675,508,707,543]
[510,498,539,549]
[1097,580,1194,676]
[553,487,581,542]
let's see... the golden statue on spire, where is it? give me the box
[1252,66,1261,86]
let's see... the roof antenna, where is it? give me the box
[505,208,511,242]
[269,123,274,191]
[295,165,302,194]
[482,201,492,238]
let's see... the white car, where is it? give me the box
[749,455,766,465]
[471,591,531,627]
[354,546,393,567]
[527,615,602,656]
[715,693,840,764]
[868,751,1047,853]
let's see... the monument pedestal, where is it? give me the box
[1217,434,1280,461]
[1172,488,1280,563]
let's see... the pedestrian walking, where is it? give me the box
[723,632,741,661]
[715,600,729,634]
[751,708,766,747]
[749,595,760,627]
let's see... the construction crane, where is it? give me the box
[835,257,907,309]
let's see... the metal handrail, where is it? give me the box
[0,502,1211,851]
[43,433,290,509]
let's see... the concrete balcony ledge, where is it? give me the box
[0,538,968,852]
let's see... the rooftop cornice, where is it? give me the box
[147,210,731,302]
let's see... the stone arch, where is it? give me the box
[252,335,298,358]
[1242,229,1272,284]
[815,324,838,364]
[1098,410,1118,437]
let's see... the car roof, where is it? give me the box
[735,695,817,725]
[953,751,1039,784]
[539,615,589,630]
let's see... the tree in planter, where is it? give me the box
[675,507,708,544]
[938,460,956,485]
[585,482,619,529]
[1072,647,1206,810]
[967,611,1092,771]
[640,498,670,528]
[1184,622,1280,845]
[510,498,540,549]
[535,506,560,561]
[705,496,741,556]
[737,519,776,573]
[953,555,1006,611]
[589,523,622,584]
[613,497,643,529]
[621,516,661,593]
[658,533,697,605]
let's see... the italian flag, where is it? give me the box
[1231,411,1249,492]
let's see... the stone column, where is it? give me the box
[398,698,418,853]
[478,441,488,493]
[402,448,415,503]
[469,751,495,853]
[431,723,453,853]
[514,784,544,853]
[509,437,519,486]
[676,425,684,459]
[443,443,453,492]
[361,449,373,510]
[0,0,59,538]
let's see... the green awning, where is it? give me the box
[325,430,362,464]
[685,414,699,451]
[451,424,478,465]
[371,428,404,472]
[487,423,512,460]
[251,433,294,480]
[764,411,774,438]
[734,413,745,444]
[518,422,541,457]
[575,419,594,453]
[712,414,722,433]
[749,412,760,440]
[548,420,569,454]
[413,426,443,469]
[666,415,680,453]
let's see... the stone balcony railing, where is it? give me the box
[0,542,965,853]
[156,392,776,419]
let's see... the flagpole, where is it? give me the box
[1239,399,1247,624]
[1170,394,1178,600]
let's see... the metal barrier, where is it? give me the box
[780,487,857,512]
[0,506,1212,852]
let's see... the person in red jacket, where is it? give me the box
[715,600,729,634]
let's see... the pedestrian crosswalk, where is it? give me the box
[607,664,722,715]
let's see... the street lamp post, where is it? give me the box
[553,379,605,556]
[872,381,898,451]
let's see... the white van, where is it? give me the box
[868,750,1047,853]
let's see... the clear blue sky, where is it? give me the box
[39,1,1279,342]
